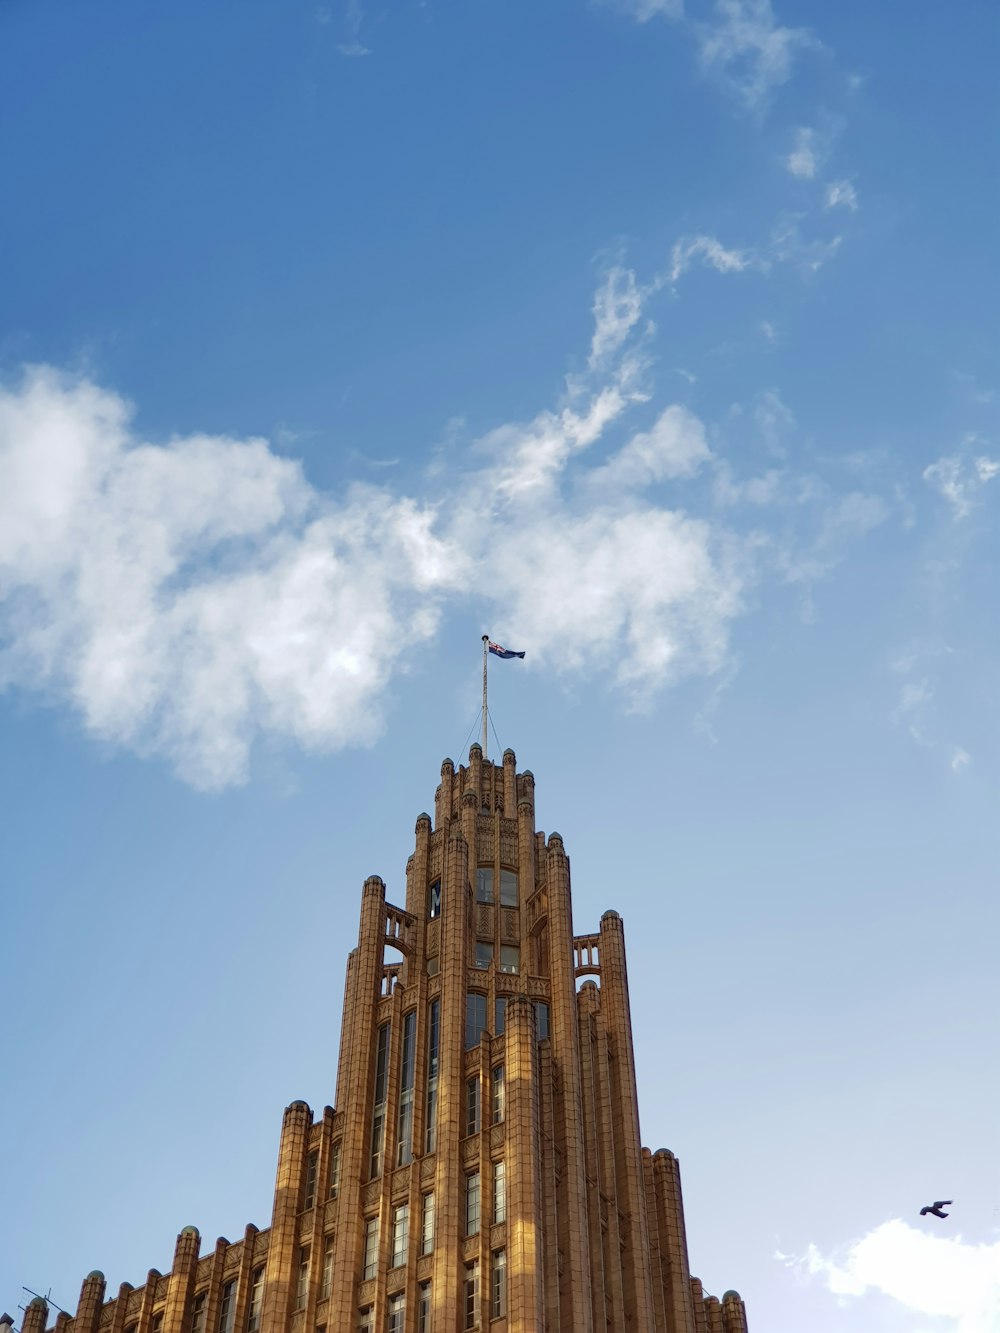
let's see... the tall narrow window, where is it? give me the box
[499,945,519,975]
[465,1170,481,1236]
[151,1315,163,1333]
[463,1262,480,1330]
[418,1283,432,1333]
[294,1249,310,1311]
[192,1293,207,1333]
[493,1160,506,1224]
[386,1294,405,1333]
[370,1022,391,1178]
[494,997,506,1036]
[246,1268,264,1332]
[304,1149,318,1210]
[391,1203,409,1268]
[475,867,494,904]
[219,1280,236,1333]
[428,879,441,919]
[535,1001,550,1041]
[363,1217,379,1281]
[321,1237,334,1300]
[499,869,518,907]
[466,1076,480,1136]
[425,999,440,1153]
[465,993,487,1049]
[491,1065,505,1125]
[474,940,493,970]
[357,1309,373,1333]
[491,1249,507,1319]
[397,1010,416,1165]
[328,1140,342,1199]
[421,1193,435,1255]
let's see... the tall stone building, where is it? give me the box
[22,748,747,1333]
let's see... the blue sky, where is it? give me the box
[1,1,998,1329]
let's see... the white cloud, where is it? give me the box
[604,0,684,18]
[337,0,370,56]
[825,178,858,211]
[0,274,748,786]
[588,405,712,489]
[770,214,842,272]
[924,449,1000,519]
[951,746,971,772]
[788,1219,1000,1333]
[0,369,461,789]
[695,0,816,109]
[669,233,758,283]
[786,126,819,178]
[589,265,645,371]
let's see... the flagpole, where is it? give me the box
[481,635,489,759]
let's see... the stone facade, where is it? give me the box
[25,748,747,1333]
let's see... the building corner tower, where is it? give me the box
[27,747,748,1333]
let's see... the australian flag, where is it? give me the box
[488,640,525,660]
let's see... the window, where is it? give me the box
[391,1203,409,1268]
[295,1249,310,1312]
[499,869,518,907]
[328,1140,342,1199]
[370,1022,391,1178]
[494,998,506,1036]
[499,945,519,975]
[418,1282,432,1333]
[491,1065,505,1124]
[304,1150,318,1210]
[357,1309,373,1333]
[247,1268,264,1332]
[363,1217,379,1281]
[535,1001,550,1041]
[386,1294,405,1333]
[428,879,441,919]
[465,993,487,1049]
[192,1293,207,1333]
[463,1261,480,1330]
[397,1010,416,1165]
[475,867,494,904]
[465,1170,481,1236]
[474,940,493,971]
[427,954,439,977]
[493,1160,506,1225]
[151,1316,163,1333]
[491,1249,507,1319]
[219,1281,236,1333]
[425,999,440,1153]
[421,1193,435,1255]
[321,1238,334,1300]
[466,1076,480,1136]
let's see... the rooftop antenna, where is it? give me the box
[22,1288,68,1317]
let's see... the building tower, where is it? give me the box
[21,748,748,1333]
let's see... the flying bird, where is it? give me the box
[920,1200,953,1219]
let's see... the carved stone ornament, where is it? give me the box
[461,1236,480,1261]
[155,1277,170,1300]
[363,1180,381,1208]
[126,1292,143,1315]
[224,1246,242,1270]
[391,1167,411,1202]
[358,1279,376,1302]
[501,910,518,941]
[461,1138,478,1167]
[99,1308,114,1327]
[490,1125,506,1151]
[420,1157,435,1183]
[416,1256,433,1280]
[490,1223,506,1248]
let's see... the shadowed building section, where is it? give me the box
[29,748,748,1332]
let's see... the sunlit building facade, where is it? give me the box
[24,747,747,1333]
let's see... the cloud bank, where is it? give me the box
[786,1219,1000,1333]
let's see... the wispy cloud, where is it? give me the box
[951,746,971,772]
[923,446,1000,519]
[786,126,819,178]
[825,179,858,211]
[695,0,816,110]
[781,1219,1000,1333]
[668,233,759,283]
[337,0,370,57]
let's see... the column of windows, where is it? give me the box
[465,1171,481,1236]
[370,1022,391,1179]
[420,1192,435,1255]
[425,998,440,1153]
[397,1010,416,1166]
[246,1267,264,1332]
[391,1203,409,1268]
[294,1248,309,1312]
[492,1160,506,1225]
[362,1217,379,1281]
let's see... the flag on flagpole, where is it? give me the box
[487,640,525,660]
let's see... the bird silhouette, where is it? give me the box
[920,1200,952,1219]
